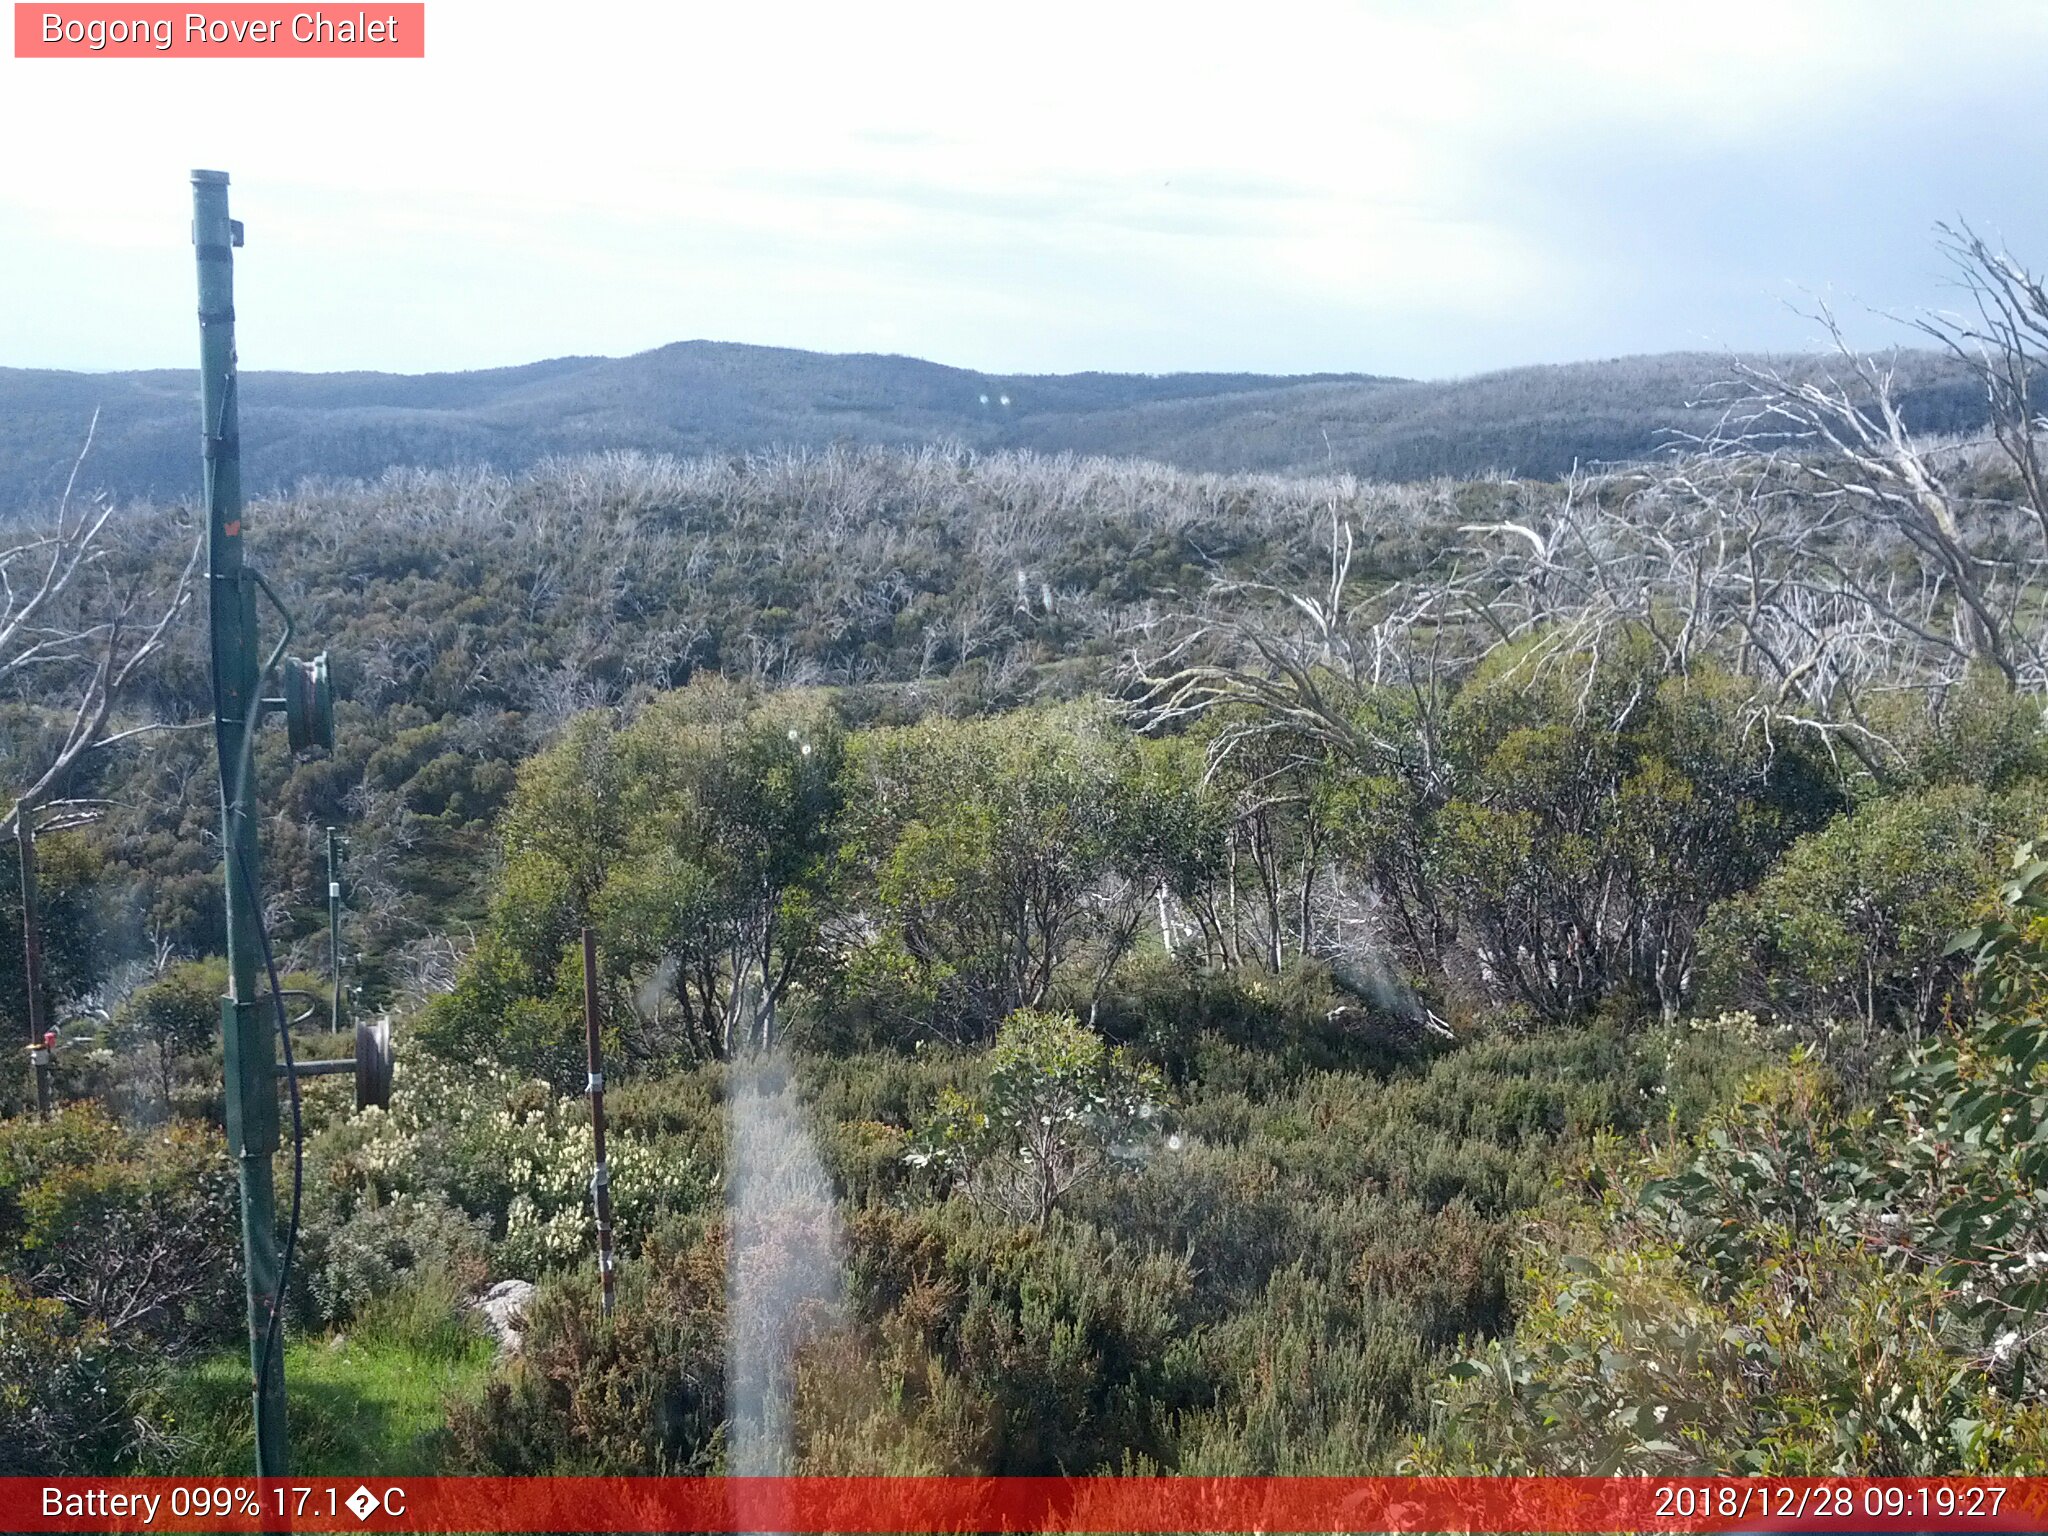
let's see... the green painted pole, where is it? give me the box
[327,828,343,1033]
[193,168,288,1478]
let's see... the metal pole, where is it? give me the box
[16,818,51,1118]
[194,168,288,1478]
[582,927,616,1315]
[326,828,343,1033]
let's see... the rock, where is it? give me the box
[476,1278,536,1354]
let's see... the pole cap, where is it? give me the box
[191,169,231,185]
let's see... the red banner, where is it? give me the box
[6,1477,2048,1533]
[13,4,424,57]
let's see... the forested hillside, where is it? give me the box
[10,235,2048,1480]
[0,348,1388,505]
[0,341,1992,505]
[0,447,1471,999]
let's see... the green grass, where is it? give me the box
[152,1277,493,1475]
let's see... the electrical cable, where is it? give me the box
[236,839,304,1418]
[216,541,308,1442]
[206,307,308,1445]
[223,611,303,1425]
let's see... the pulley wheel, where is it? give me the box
[283,652,334,753]
[354,1014,392,1111]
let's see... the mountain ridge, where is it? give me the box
[0,338,1989,507]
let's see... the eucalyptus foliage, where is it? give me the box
[908,1009,1164,1226]
[1421,850,2048,1473]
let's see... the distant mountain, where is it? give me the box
[0,340,1990,507]
[1007,351,1992,482]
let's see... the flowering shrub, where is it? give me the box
[308,1039,713,1278]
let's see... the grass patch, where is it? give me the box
[151,1272,493,1475]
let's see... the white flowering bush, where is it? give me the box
[498,1116,708,1272]
[1680,1007,1770,1045]
[306,1037,714,1280]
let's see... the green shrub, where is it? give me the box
[446,1226,727,1474]
[1874,665,2048,792]
[1069,1132,1509,1354]
[907,1009,1163,1226]
[0,1104,238,1358]
[107,958,230,1109]
[1092,954,1438,1086]
[1426,642,1839,1023]
[846,706,1170,1037]
[1699,786,2010,1030]
[1418,854,2048,1473]
[1175,1264,1431,1473]
[416,931,588,1090]
[428,681,847,1075]
[604,1062,725,1143]
[1067,1135,1302,1315]
[0,1277,134,1472]
[0,829,109,1057]
[845,1202,1199,1474]
[296,1191,490,1326]
[1415,1065,2028,1473]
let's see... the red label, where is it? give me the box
[13,3,424,56]
[3,1477,2048,1533]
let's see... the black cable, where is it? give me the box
[234,841,303,1418]
[218,562,305,1431]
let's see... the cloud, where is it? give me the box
[4,2,2048,374]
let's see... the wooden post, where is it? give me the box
[17,816,51,1118]
[582,926,617,1315]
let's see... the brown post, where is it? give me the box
[17,816,51,1118]
[582,926,617,1315]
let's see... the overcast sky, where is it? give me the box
[5,1,2048,379]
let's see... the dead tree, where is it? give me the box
[1915,222,2048,556]
[1720,305,2042,692]
[2,417,200,1098]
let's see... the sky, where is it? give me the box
[5,1,2048,380]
